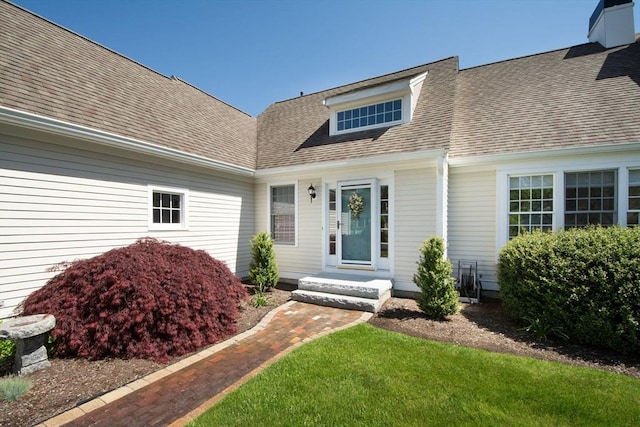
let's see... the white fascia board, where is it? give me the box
[323,72,428,108]
[0,106,256,177]
[409,71,428,87]
[448,142,640,168]
[255,148,445,178]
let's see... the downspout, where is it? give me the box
[435,152,449,257]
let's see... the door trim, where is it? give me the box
[337,179,378,269]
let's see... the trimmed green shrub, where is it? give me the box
[249,232,279,293]
[413,237,459,319]
[498,226,640,354]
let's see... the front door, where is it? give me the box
[337,180,376,268]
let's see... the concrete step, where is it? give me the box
[291,289,391,313]
[298,275,392,299]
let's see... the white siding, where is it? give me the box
[0,135,254,318]
[447,168,498,290]
[393,167,437,291]
[255,180,322,280]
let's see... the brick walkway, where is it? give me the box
[38,301,370,427]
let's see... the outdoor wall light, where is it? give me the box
[308,184,316,203]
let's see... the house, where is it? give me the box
[1,0,639,317]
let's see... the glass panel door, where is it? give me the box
[338,181,374,267]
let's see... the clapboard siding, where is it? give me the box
[0,135,254,318]
[447,168,499,290]
[254,180,322,280]
[393,167,437,291]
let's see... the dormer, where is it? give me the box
[323,72,428,136]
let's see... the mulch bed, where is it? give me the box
[1,287,638,427]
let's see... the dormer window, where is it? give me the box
[337,99,402,132]
[324,71,427,136]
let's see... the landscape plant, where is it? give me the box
[0,334,15,374]
[498,226,640,354]
[19,238,248,362]
[249,231,279,294]
[0,376,32,401]
[189,324,640,426]
[413,237,458,319]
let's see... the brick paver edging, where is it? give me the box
[37,302,372,427]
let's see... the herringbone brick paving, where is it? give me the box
[49,302,367,427]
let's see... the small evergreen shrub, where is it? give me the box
[413,237,459,319]
[20,238,248,362]
[0,332,15,374]
[498,226,640,354]
[0,376,32,401]
[249,232,279,293]
[0,323,15,362]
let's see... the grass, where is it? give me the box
[189,324,640,427]
[0,376,32,401]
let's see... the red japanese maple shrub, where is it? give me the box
[20,238,248,362]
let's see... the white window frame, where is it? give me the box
[268,182,298,246]
[626,168,640,226]
[324,72,427,136]
[564,169,618,228]
[497,161,639,257]
[506,173,555,239]
[148,185,189,231]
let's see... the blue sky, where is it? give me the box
[12,0,639,116]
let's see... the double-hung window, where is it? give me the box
[508,175,554,239]
[628,169,640,226]
[565,170,616,227]
[270,185,296,244]
[503,167,637,244]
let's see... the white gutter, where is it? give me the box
[447,142,640,167]
[0,106,256,177]
[254,148,446,177]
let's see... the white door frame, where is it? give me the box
[336,179,378,270]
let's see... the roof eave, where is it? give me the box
[0,106,256,177]
[448,142,640,167]
[255,148,446,178]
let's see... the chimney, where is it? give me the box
[588,0,636,48]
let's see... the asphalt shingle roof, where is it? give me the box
[2,1,638,173]
[256,57,458,169]
[0,1,257,170]
[450,38,640,158]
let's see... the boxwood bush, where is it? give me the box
[498,226,640,354]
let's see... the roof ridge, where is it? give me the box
[170,76,254,118]
[5,0,254,119]
[458,39,632,72]
[5,1,172,82]
[271,56,458,106]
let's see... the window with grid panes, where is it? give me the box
[565,170,616,228]
[337,99,402,132]
[380,185,389,257]
[328,189,337,254]
[508,175,553,239]
[152,191,182,224]
[628,169,640,226]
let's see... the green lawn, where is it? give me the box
[189,324,640,427]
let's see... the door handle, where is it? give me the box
[337,221,340,229]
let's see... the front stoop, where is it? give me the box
[292,274,392,313]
